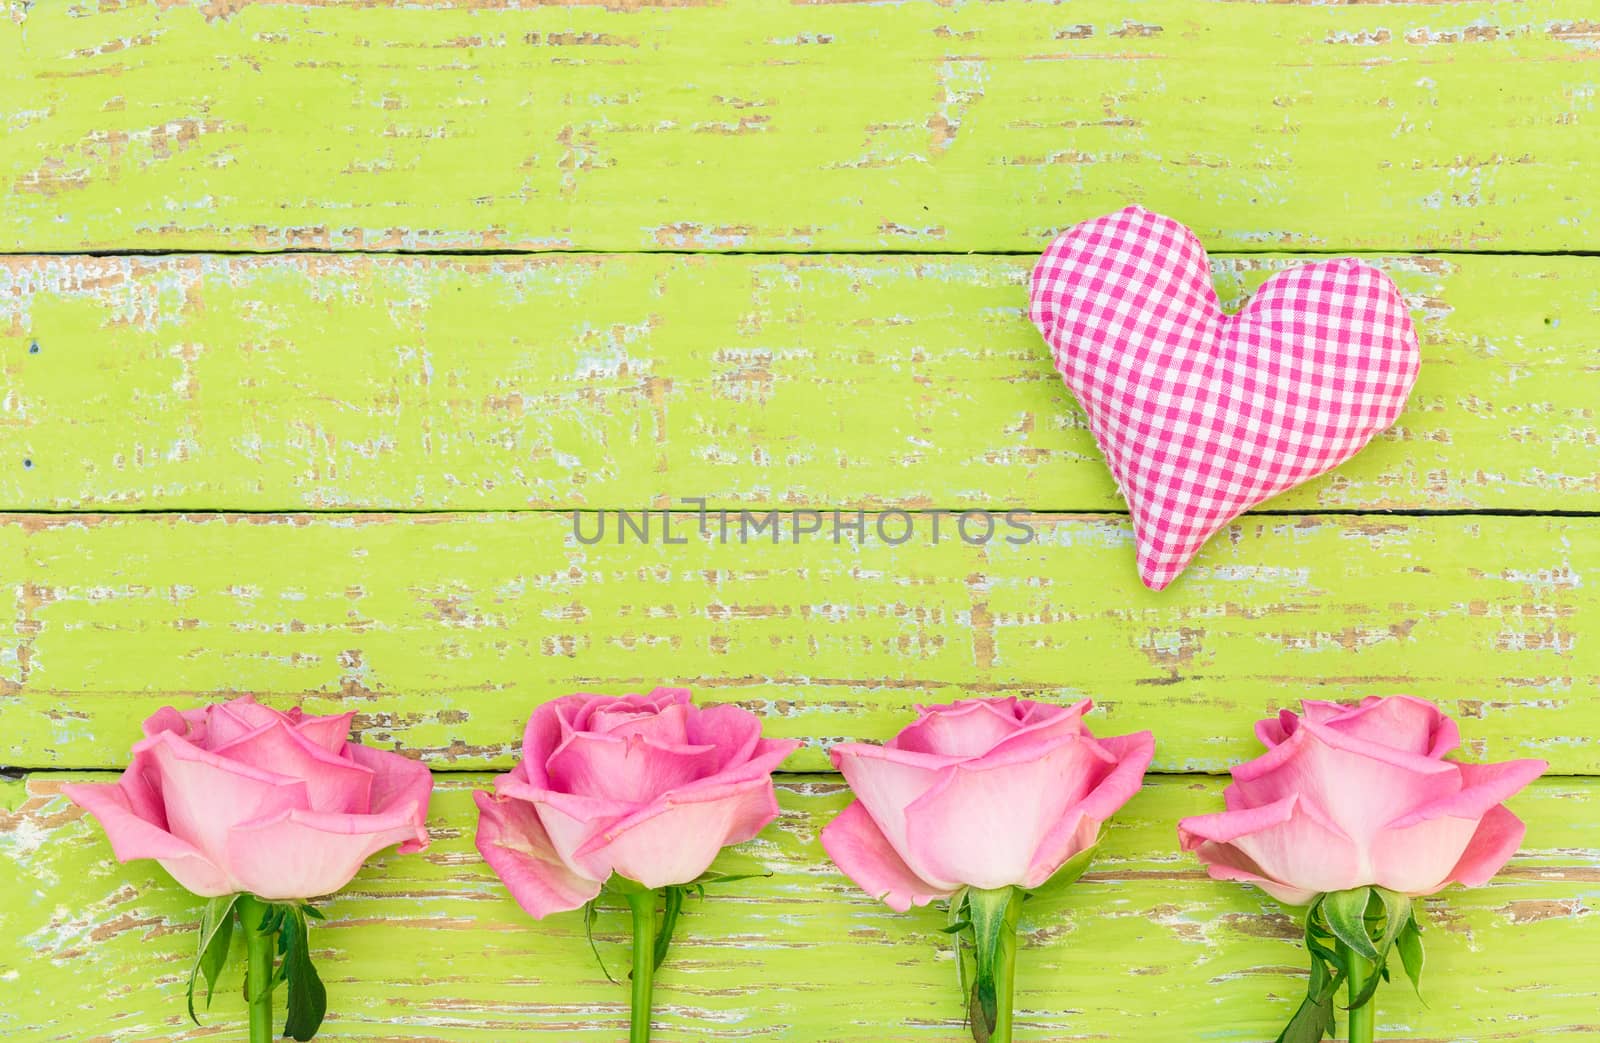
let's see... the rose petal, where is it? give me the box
[495,774,633,880]
[891,699,1023,757]
[674,736,798,791]
[576,775,782,888]
[1253,709,1299,749]
[1074,731,1155,825]
[589,700,693,746]
[911,696,1023,724]
[829,743,954,877]
[576,688,692,734]
[820,800,953,912]
[1366,758,1544,895]
[521,695,589,787]
[981,699,1096,762]
[142,705,206,742]
[226,803,427,901]
[1180,792,1362,900]
[346,745,434,852]
[1319,696,1460,758]
[203,697,295,750]
[474,790,601,919]
[294,711,356,753]
[1369,813,1482,895]
[1188,838,1318,906]
[546,731,719,803]
[212,719,374,813]
[1020,810,1096,890]
[136,731,309,864]
[1441,804,1527,890]
[1299,700,1347,725]
[641,686,694,712]
[904,734,1116,890]
[686,703,763,772]
[62,780,236,896]
[1231,719,1458,846]
[1022,730,1152,887]
[1385,759,1548,830]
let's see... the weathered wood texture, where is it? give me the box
[3,511,1592,774]
[3,253,1597,513]
[2,1,1595,254]
[3,773,1592,1042]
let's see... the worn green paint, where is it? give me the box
[3,511,1593,774]
[3,253,1597,513]
[1,0,1594,1037]
[2,773,1591,1042]
[1,1,1595,253]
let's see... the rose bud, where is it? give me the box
[1178,696,1547,1043]
[822,697,1152,1043]
[475,688,799,1043]
[64,696,432,1042]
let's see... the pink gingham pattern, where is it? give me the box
[1029,207,1419,590]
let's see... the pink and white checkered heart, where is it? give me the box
[1029,207,1420,591]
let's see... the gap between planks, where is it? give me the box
[2,248,1598,260]
[5,507,1600,520]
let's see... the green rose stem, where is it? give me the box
[990,895,1020,1043]
[239,896,276,1043]
[1344,948,1376,1043]
[625,888,659,1043]
[965,886,1023,1043]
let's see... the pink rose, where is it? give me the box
[1178,696,1548,904]
[475,688,800,918]
[62,696,432,901]
[821,697,1154,911]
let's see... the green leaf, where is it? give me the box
[653,886,685,972]
[1346,889,1412,1010]
[692,849,771,882]
[1305,931,1342,972]
[1396,917,1426,1001]
[688,871,770,887]
[1274,987,1337,1043]
[1321,887,1379,960]
[1372,889,1411,955]
[1274,900,1346,1043]
[1022,843,1100,903]
[186,893,239,1025]
[966,979,993,1043]
[946,888,972,1000]
[279,905,327,1043]
[1345,960,1383,1011]
[582,899,619,985]
[604,873,651,896]
[964,887,1018,1037]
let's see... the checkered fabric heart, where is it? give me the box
[1029,207,1420,590]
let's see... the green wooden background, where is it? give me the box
[1,1,1596,1040]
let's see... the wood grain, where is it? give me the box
[2,1,1595,253]
[3,253,1597,513]
[3,511,1593,774]
[3,772,1591,1042]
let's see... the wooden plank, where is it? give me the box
[1,1,1594,254]
[3,772,1592,1042]
[3,253,1597,513]
[3,511,1594,774]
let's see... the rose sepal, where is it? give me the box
[186,893,240,1024]
[938,842,1100,1043]
[1276,886,1426,1043]
[1021,841,1100,904]
[183,893,329,1043]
